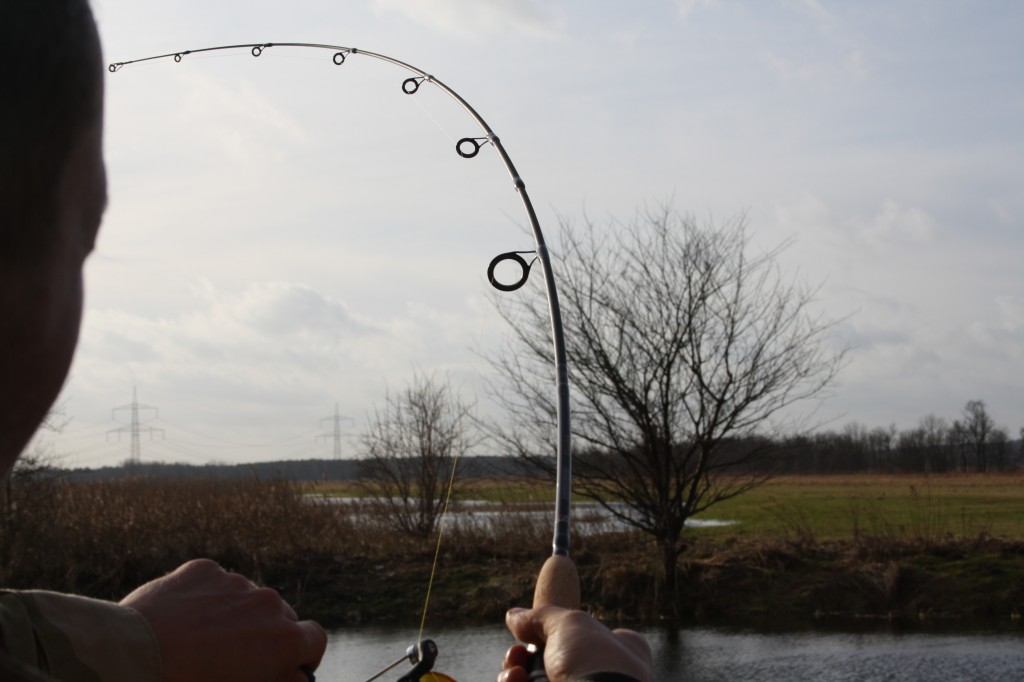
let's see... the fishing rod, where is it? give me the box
[111,41,580,679]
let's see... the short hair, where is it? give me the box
[0,0,104,263]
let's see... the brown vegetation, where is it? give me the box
[2,475,1023,629]
[0,476,550,624]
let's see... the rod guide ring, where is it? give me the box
[457,138,484,158]
[487,251,535,292]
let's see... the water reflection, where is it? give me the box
[305,496,736,534]
[694,627,1024,681]
[318,624,511,681]
[318,624,1024,682]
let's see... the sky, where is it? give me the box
[35,0,1024,468]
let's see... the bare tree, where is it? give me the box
[989,427,1010,471]
[896,415,950,472]
[486,206,845,599]
[952,399,997,472]
[358,373,477,539]
[918,414,952,472]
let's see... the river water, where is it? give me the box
[316,623,1024,681]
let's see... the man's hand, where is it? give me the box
[498,606,652,682]
[120,559,327,682]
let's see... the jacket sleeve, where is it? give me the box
[0,590,161,682]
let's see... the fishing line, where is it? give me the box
[407,91,458,147]
[417,445,462,642]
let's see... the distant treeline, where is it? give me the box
[778,400,1023,474]
[779,429,1024,474]
[42,398,1024,481]
[55,432,1024,484]
[567,400,1023,477]
[55,455,532,483]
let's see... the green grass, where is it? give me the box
[692,473,1024,541]
[315,473,1024,542]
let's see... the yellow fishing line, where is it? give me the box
[418,446,462,642]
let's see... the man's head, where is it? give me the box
[0,0,106,474]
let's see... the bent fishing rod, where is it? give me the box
[111,41,580,679]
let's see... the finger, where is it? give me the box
[497,666,528,682]
[503,644,530,671]
[249,585,295,620]
[531,606,590,642]
[224,570,259,592]
[505,607,551,645]
[178,558,222,576]
[612,628,653,661]
[295,620,328,670]
[275,592,299,621]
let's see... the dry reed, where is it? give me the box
[0,475,552,603]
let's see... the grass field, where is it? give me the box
[311,472,1024,541]
[691,473,1024,541]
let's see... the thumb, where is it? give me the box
[505,607,542,645]
[505,606,570,646]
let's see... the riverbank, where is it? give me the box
[298,474,1024,628]
[1,475,1021,629]
[288,532,1024,629]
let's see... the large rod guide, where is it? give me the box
[110,42,574,559]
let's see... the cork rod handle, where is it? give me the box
[532,555,581,610]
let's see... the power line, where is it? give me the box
[152,417,320,448]
[317,403,353,459]
[107,386,164,464]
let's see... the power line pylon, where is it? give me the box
[108,386,164,464]
[317,403,352,459]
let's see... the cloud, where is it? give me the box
[177,72,310,164]
[73,279,501,426]
[79,0,1024,456]
[220,281,366,338]
[759,44,868,87]
[778,198,936,263]
[831,291,916,349]
[988,199,1014,225]
[796,0,834,25]
[760,50,823,83]
[80,281,376,378]
[852,200,935,248]
[372,0,566,41]
[614,28,642,49]
[996,295,1024,332]
[675,0,719,21]
[752,3,868,88]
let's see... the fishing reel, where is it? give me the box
[362,639,455,682]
